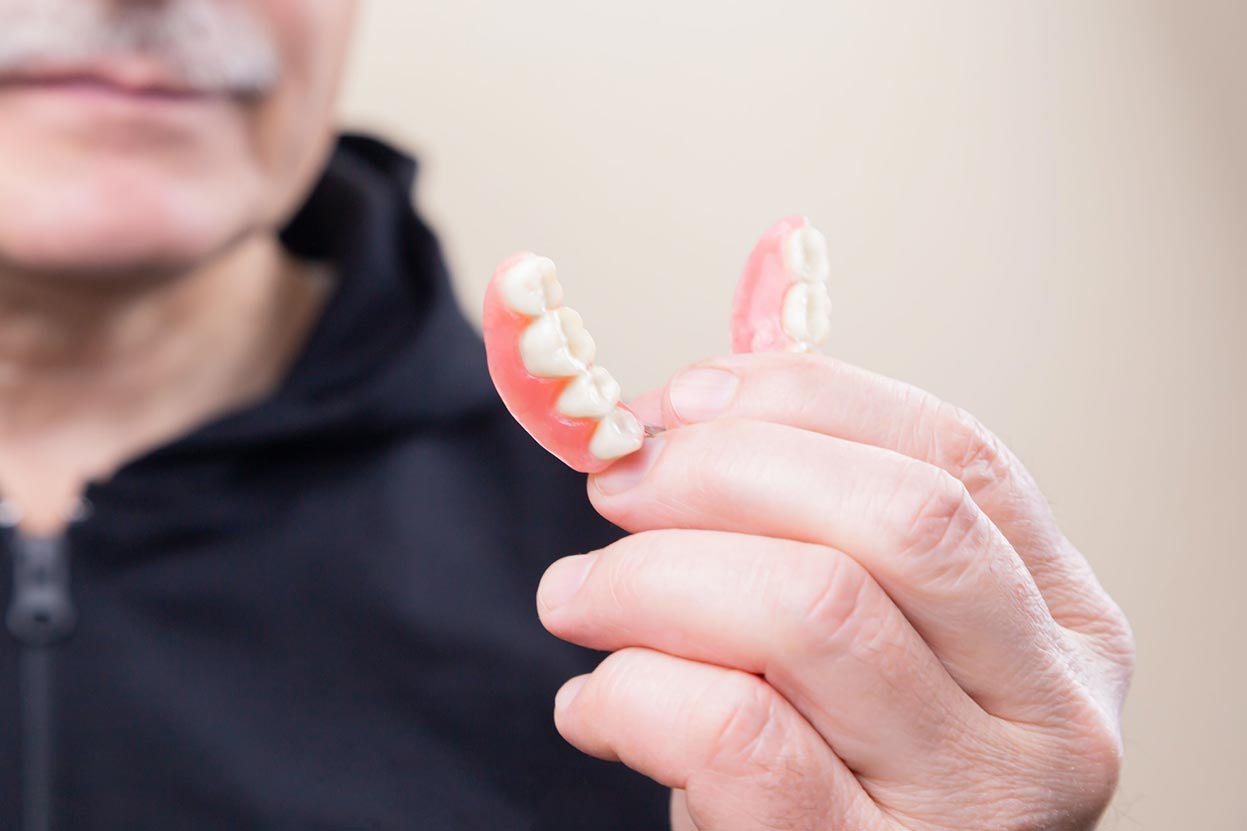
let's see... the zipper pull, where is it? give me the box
[6,535,77,647]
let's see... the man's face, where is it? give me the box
[0,0,358,281]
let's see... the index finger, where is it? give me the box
[653,352,1115,633]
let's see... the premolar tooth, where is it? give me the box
[589,408,645,461]
[518,306,598,378]
[781,282,832,347]
[501,256,564,316]
[783,225,830,284]
[557,366,621,419]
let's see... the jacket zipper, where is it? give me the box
[4,525,78,831]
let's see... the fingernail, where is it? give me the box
[592,434,664,495]
[555,675,589,714]
[668,367,739,423]
[538,553,596,611]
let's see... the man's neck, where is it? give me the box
[0,234,333,535]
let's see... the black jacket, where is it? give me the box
[0,136,669,830]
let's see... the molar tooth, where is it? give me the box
[519,311,581,377]
[781,281,832,347]
[557,366,621,419]
[557,308,596,365]
[783,225,830,284]
[501,256,564,316]
[589,408,645,461]
[518,306,598,378]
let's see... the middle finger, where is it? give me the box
[587,419,1072,724]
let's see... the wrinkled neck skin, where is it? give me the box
[0,234,332,536]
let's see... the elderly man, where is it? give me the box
[0,2,1134,830]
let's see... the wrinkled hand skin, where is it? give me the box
[536,353,1135,831]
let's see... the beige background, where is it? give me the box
[338,3,1246,829]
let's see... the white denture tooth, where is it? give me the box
[519,311,582,377]
[501,256,564,316]
[783,225,831,284]
[557,366,621,419]
[589,408,645,461]
[557,307,596,365]
[518,306,599,378]
[781,281,832,348]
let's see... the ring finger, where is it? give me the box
[554,647,886,831]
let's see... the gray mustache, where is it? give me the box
[0,0,280,95]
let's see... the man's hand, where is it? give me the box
[536,353,1135,830]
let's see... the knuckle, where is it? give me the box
[1111,620,1137,687]
[1095,598,1136,664]
[1053,584,1137,709]
[786,555,872,656]
[979,702,1126,829]
[929,399,1013,496]
[1081,721,1126,804]
[701,673,785,774]
[1089,599,1137,708]
[1049,697,1127,815]
[892,463,984,579]
[691,674,828,827]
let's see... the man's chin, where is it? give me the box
[0,242,215,286]
[0,178,261,285]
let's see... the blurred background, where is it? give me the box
[338,2,1245,829]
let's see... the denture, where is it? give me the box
[730,216,832,354]
[483,218,832,473]
[482,253,645,474]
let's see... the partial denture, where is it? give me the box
[483,254,644,473]
[484,217,833,473]
[730,216,832,354]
